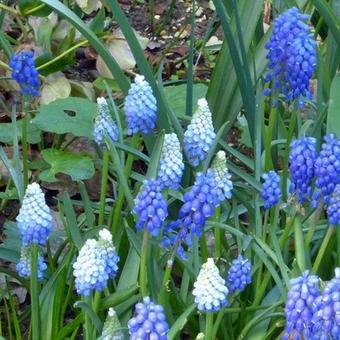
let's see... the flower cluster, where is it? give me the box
[184,98,216,166]
[192,258,229,312]
[16,183,52,246]
[93,97,119,146]
[162,171,219,257]
[211,151,233,201]
[289,137,317,203]
[10,51,40,96]
[326,184,340,225]
[283,271,320,339]
[128,297,169,340]
[124,75,157,135]
[312,268,340,339]
[16,246,47,281]
[133,179,168,236]
[101,308,124,340]
[226,255,252,294]
[313,134,340,205]
[264,7,316,105]
[157,133,184,190]
[261,171,282,209]
[73,229,119,296]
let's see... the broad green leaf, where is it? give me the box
[39,148,95,182]
[32,97,96,138]
[326,74,340,137]
[168,304,196,340]
[41,77,71,105]
[0,119,41,144]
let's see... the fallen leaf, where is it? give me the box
[41,77,71,105]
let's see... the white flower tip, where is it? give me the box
[216,150,226,159]
[197,98,208,108]
[335,267,340,279]
[99,228,112,242]
[134,74,145,85]
[97,97,107,106]
[108,308,116,317]
[25,182,42,195]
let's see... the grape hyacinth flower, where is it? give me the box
[264,7,316,106]
[289,137,317,203]
[128,296,169,340]
[312,268,340,339]
[313,134,340,205]
[283,271,320,340]
[73,229,119,296]
[226,255,252,294]
[192,258,229,312]
[16,246,47,281]
[261,171,282,209]
[326,184,340,225]
[157,133,184,190]
[101,308,124,340]
[16,183,52,246]
[124,75,157,135]
[162,171,220,257]
[9,50,40,96]
[93,97,119,145]
[133,179,168,237]
[183,98,216,166]
[211,150,233,201]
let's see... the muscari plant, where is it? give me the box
[0,1,339,340]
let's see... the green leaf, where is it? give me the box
[32,97,96,138]
[0,247,20,263]
[74,301,103,333]
[39,148,95,182]
[0,119,41,144]
[146,131,164,179]
[99,285,138,310]
[164,83,208,117]
[326,74,340,136]
[168,304,196,340]
[19,0,52,16]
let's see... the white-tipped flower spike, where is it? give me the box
[124,75,157,135]
[157,133,184,190]
[93,97,119,145]
[192,258,229,312]
[16,183,52,246]
[184,98,216,166]
[101,308,124,340]
[211,150,233,201]
[73,229,119,296]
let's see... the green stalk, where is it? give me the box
[264,107,276,171]
[294,216,306,271]
[21,114,28,189]
[337,228,340,266]
[212,309,224,339]
[98,149,110,226]
[304,200,324,248]
[84,295,92,340]
[140,229,149,296]
[159,259,173,305]
[30,245,41,340]
[312,225,334,274]
[214,207,222,258]
[205,313,214,340]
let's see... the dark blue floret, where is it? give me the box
[289,137,317,203]
[261,171,281,209]
[134,179,168,237]
[264,7,316,106]
[9,51,40,96]
[226,255,252,294]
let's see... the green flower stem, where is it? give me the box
[337,228,340,266]
[110,134,140,238]
[21,114,28,189]
[98,149,110,226]
[264,106,276,171]
[312,225,334,274]
[200,235,208,262]
[294,215,306,271]
[30,244,41,340]
[214,207,222,258]
[84,295,93,340]
[205,313,214,340]
[140,229,149,296]
[304,200,324,248]
[159,259,173,305]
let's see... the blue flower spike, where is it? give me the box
[128,297,169,340]
[211,150,233,201]
[9,50,40,96]
[184,98,216,166]
[261,171,282,209]
[157,133,184,190]
[283,271,320,340]
[192,258,229,312]
[227,255,252,294]
[93,97,119,146]
[124,74,157,135]
[16,182,53,246]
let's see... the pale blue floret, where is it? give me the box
[16,182,53,246]
[128,297,169,340]
[93,97,119,145]
[124,75,157,135]
[227,255,252,293]
[184,98,216,167]
[157,133,184,190]
[16,246,47,281]
[192,258,229,312]
[211,150,233,201]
